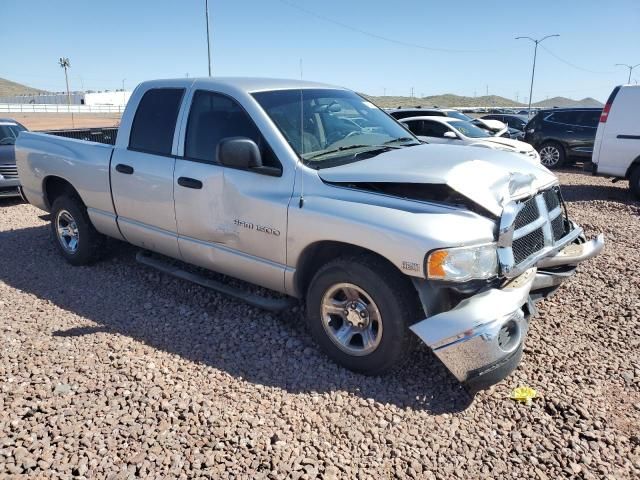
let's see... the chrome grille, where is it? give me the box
[512,228,545,264]
[513,197,539,230]
[499,187,571,275]
[0,165,18,179]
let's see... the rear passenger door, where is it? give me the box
[111,87,185,258]
[173,90,290,292]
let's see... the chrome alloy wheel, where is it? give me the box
[320,283,383,356]
[539,145,560,167]
[55,209,80,253]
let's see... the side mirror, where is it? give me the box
[443,131,458,139]
[218,137,262,169]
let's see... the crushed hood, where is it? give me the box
[317,144,557,217]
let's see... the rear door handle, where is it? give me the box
[115,164,134,174]
[177,177,203,189]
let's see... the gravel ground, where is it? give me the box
[1,170,639,479]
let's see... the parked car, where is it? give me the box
[524,108,602,168]
[16,78,603,392]
[483,114,529,141]
[399,115,539,161]
[591,85,640,196]
[387,108,510,138]
[482,114,529,132]
[0,119,28,198]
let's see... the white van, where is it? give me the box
[592,85,640,196]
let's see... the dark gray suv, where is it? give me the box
[0,119,27,198]
[523,108,602,168]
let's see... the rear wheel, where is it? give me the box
[50,195,105,265]
[539,141,566,169]
[629,165,640,199]
[305,255,417,375]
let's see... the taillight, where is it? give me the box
[600,86,621,123]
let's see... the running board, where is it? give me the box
[135,251,297,312]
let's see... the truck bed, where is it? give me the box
[16,131,116,220]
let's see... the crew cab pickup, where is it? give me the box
[16,78,604,391]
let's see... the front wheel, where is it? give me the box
[538,141,566,169]
[305,255,417,375]
[50,195,105,265]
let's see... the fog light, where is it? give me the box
[497,319,520,352]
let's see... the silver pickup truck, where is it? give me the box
[16,78,604,391]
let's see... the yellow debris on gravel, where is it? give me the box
[510,386,538,405]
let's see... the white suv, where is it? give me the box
[592,85,640,196]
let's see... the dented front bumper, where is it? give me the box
[410,234,604,392]
[411,269,536,391]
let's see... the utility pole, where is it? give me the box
[59,57,71,106]
[516,34,559,113]
[205,0,212,76]
[122,78,126,106]
[615,63,640,83]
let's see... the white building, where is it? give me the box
[0,91,132,106]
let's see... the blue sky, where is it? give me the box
[3,0,639,102]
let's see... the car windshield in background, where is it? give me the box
[0,124,25,145]
[252,89,420,168]
[451,121,491,138]
[445,111,473,121]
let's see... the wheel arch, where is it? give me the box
[42,176,85,210]
[293,240,416,300]
[624,155,640,179]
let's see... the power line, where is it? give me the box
[539,44,614,74]
[278,0,507,54]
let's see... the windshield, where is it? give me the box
[252,89,420,168]
[450,121,491,138]
[445,110,473,121]
[0,124,26,145]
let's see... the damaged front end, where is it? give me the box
[409,183,604,392]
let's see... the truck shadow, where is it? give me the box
[0,224,472,414]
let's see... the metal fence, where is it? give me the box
[0,103,124,113]
[43,127,119,145]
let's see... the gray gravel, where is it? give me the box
[1,170,639,479]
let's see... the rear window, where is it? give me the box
[129,88,185,156]
[390,110,443,120]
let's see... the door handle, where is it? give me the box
[115,164,134,174]
[177,177,203,189]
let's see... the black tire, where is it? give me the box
[50,195,105,266]
[305,254,418,375]
[629,166,640,199]
[538,141,566,169]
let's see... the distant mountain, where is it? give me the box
[363,93,605,109]
[363,93,524,109]
[532,97,604,108]
[0,78,46,97]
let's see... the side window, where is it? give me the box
[129,88,185,155]
[184,90,280,169]
[547,111,577,125]
[404,120,424,136]
[422,121,449,137]
[575,111,601,128]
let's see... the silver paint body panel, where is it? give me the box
[15,77,604,387]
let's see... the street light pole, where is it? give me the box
[58,57,71,106]
[205,0,212,76]
[516,34,559,114]
[615,63,640,83]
